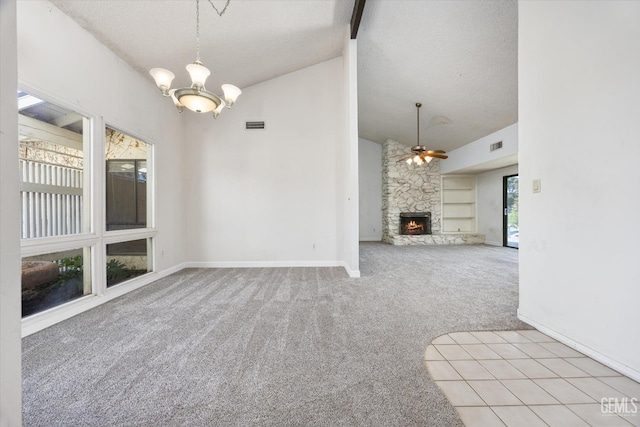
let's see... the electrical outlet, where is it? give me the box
[312,244,316,250]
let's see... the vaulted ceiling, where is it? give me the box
[46,0,517,152]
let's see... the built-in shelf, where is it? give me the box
[442,176,476,233]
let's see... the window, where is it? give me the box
[106,239,151,288]
[105,127,150,231]
[22,248,92,317]
[104,126,154,288]
[18,92,157,322]
[18,91,89,238]
[19,91,93,317]
[106,160,147,230]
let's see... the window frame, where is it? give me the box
[19,85,157,332]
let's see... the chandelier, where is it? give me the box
[149,0,241,118]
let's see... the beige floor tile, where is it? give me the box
[529,405,589,426]
[434,380,486,406]
[534,378,596,404]
[461,344,502,360]
[480,360,528,380]
[435,344,473,360]
[456,407,506,427]
[507,359,559,379]
[487,344,530,359]
[430,331,639,427]
[426,361,463,381]
[449,331,482,345]
[468,380,522,406]
[450,360,495,380]
[599,376,640,399]
[432,334,456,345]
[618,412,640,426]
[494,331,533,343]
[565,357,623,378]
[539,342,585,358]
[567,377,629,401]
[567,403,635,426]
[492,405,547,427]
[424,344,444,361]
[515,330,556,343]
[471,331,508,344]
[538,358,590,377]
[512,342,558,358]
[501,379,560,404]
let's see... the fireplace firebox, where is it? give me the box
[400,212,431,235]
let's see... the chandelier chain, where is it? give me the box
[195,0,201,62]
[207,0,231,17]
[196,0,230,62]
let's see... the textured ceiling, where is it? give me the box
[47,0,352,91]
[358,0,518,150]
[44,0,518,153]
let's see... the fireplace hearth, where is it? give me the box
[400,212,431,235]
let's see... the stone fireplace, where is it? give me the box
[382,139,485,245]
[400,212,431,235]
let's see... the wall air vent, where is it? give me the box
[490,141,503,151]
[246,121,265,130]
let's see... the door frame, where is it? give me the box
[503,174,518,248]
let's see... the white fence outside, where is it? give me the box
[20,158,83,239]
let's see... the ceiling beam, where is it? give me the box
[18,94,44,111]
[18,115,83,151]
[52,112,83,128]
[350,0,366,39]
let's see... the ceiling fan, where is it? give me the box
[397,102,449,165]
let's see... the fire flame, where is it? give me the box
[406,220,424,232]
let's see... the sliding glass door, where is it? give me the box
[503,174,519,248]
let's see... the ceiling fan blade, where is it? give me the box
[396,154,414,163]
[426,153,448,159]
[426,149,446,154]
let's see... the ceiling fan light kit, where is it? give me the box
[149,0,240,118]
[398,102,449,166]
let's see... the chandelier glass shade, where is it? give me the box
[149,0,240,118]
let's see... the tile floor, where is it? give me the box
[426,330,640,427]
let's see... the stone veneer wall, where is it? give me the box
[382,139,485,245]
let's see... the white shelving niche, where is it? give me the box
[441,176,477,233]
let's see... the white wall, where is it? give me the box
[476,165,518,246]
[0,0,22,423]
[339,36,360,276]
[519,1,640,380]
[358,138,382,241]
[442,123,518,174]
[184,57,357,272]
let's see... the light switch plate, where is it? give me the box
[533,179,541,193]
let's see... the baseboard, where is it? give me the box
[518,310,640,382]
[21,262,187,337]
[340,261,361,278]
[484,240,503,247]
[186,260,361,278]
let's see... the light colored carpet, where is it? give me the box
[22,242,527,426]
